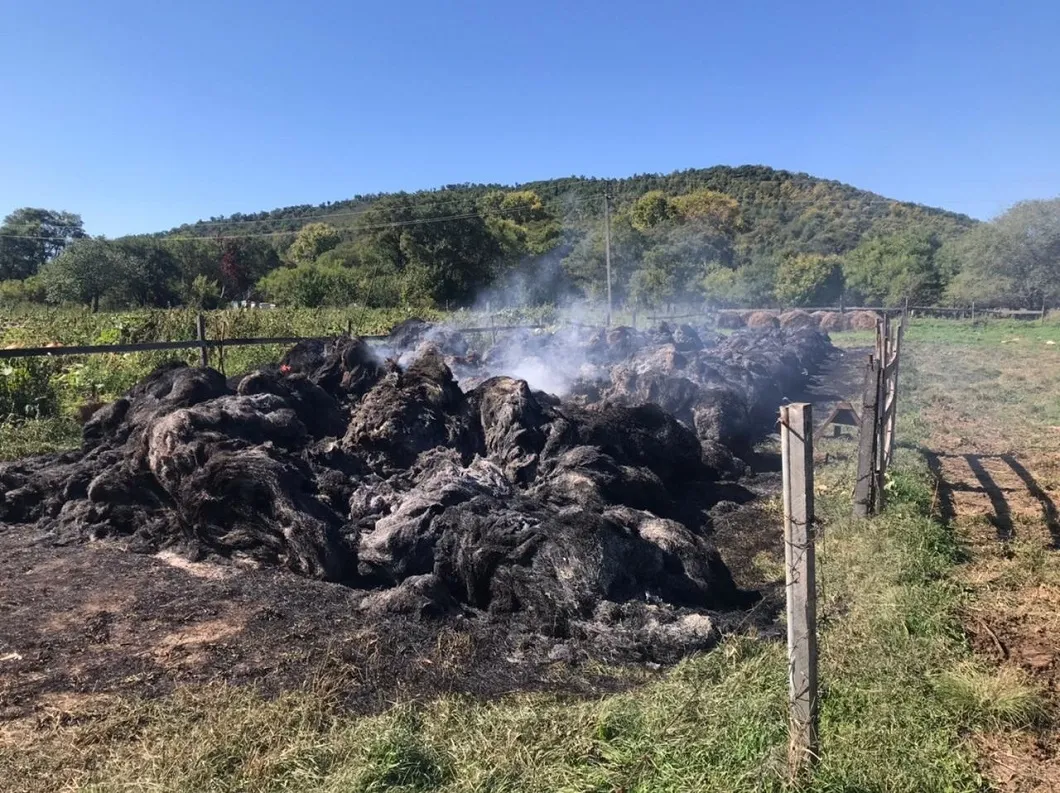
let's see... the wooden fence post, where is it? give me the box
[781,402,818,778]
[853,355,880,518]
[874,337,889,513]
[217,320,226,376]
[196,313,208,368]
[884,322,904,466]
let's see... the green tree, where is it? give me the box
[114,236,181,306]
[627,265,674,309]
[670,189,742,236]
[0,208,86,280]
[166,237,223,295]
[39,238,132,311]
[353,194,500,306]
[258,263,359,308]
[562,214,645,302]
[701,256,778,307]
[479,190,560,259]
[774,253,843,306]
[288,223,342,265]
[314,240,363,269]
[0,275,47,306]
[843,229,943,305]
[942,198,1060,309]
[629,191,677,232]
[186,274,223,309]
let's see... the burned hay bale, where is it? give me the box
[0,322,835,663]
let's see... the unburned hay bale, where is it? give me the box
[848,311,881,330]
[778,310,816,330]
[716,311,745,329]
[814,311,848,332]
[745,311,779,329]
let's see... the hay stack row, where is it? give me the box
[717,309,880,332]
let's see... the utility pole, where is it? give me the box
[604,189,613,327]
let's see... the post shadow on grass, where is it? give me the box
[912,443,1060,547]
[920,447,957,527]
[964,454,1014,541]
[1001,454,1060,548]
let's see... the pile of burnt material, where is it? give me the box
[0,321,832,661]
[384,317,832,469]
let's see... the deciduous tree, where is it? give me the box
[288,223,342,265]
[0,208,85,280]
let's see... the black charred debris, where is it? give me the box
[0,320,832,661]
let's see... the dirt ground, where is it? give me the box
[910,337,1060,792]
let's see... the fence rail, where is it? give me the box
[647,304,1047,322]
[0,319,551,362]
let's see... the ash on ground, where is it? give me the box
[0,320,832,666]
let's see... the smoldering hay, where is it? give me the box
[0,320,833,660]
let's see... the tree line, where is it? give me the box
[1,167,1057,312]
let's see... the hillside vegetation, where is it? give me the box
[2,165,1055,312]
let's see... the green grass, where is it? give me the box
[0,416,80,460]
[830,315,1060,350]
[935,663,1045,730]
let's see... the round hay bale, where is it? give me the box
[848,310,881,330]
[746,311,779,329]
[778,310,816,330]
[814,311,848,332]
[717,310,745,329]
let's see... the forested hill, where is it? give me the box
[8,165,1007,312]
[166,165,975,258]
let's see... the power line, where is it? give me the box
[159,190,602,231]
[0,205,561,242]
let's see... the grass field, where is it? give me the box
[2,315,1059,791]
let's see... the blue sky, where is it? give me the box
[1,0,1057,236]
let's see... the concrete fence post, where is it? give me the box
[781,402,819,779]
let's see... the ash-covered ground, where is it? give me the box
[0,320,832,680]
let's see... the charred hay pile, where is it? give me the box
[0,321,832,660]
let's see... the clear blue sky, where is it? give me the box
[2,0,1057,236]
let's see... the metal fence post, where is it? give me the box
[781,402,819,779]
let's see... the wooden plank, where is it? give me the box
[874,344,888,513]
[781,402,818,779]
[853,356,881,518]
[885,322,905,465]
